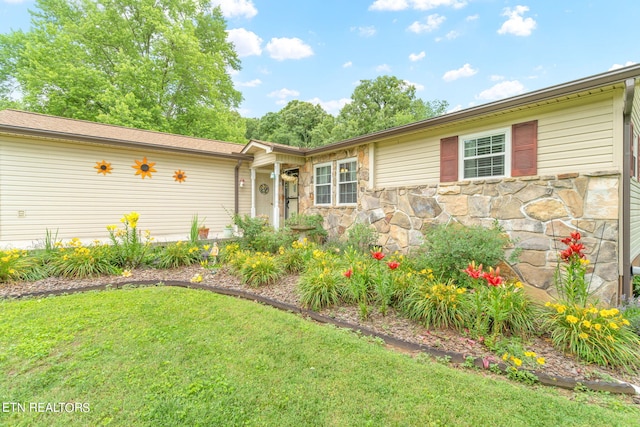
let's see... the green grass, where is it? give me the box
[0,287,638,427]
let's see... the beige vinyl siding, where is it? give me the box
[374,90,620,188]
[251,151,277,168]
[629,82,640,261]
[0,135,245,247]
[238,163,252,215]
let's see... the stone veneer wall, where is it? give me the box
[299,146,621,303]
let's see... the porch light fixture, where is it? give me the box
[270,172,276,179]
[239,178,245,188]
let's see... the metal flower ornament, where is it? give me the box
[94,160,112,175]
[132,157,157,179]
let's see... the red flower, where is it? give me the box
[482,267,503,287]
[570,231,581,241]
[343,268,353,278]
[559,231,586,262]
[387,261,400,270]
[463,261,483,279]
[371,251,385,261]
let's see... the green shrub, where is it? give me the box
[233,214,269,250]
[252,228,296,253]
[344,222,379,253]
[239,252,283,287]
[416,222,515,286]
[298,266,344,311]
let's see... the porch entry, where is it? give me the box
[251,167,299,229]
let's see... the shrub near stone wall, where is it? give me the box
[303,163,620,303]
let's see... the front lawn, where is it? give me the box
[1,286,638,426]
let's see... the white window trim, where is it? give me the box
[459,127,512,181]
[337,157,358,206]
[314,162,333,206]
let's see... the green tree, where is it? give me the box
[248,101,334,148]
[333,75,448,140]
[0,0,245,142]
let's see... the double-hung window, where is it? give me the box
[337,158,357,205]
[461,128,510,179]
[314,162,332,205]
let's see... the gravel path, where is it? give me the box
[2,264,639,395]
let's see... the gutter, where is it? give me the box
[622,78,635,301]
[234,160,242,215]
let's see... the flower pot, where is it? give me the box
[198,228,209,239]
[222,226,234,238]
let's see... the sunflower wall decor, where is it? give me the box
[94,160,113,175]
[173,169,187,183]
[132,157,157,179]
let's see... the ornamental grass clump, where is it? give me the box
[544,231,640,369]
[239,252,283,287]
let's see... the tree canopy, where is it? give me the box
[246,76,448,147]
[0,0,246,142]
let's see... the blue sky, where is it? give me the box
[1,0,639,119]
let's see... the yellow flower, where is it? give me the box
[579,258,590,266]
[565,315,579,324]
[608,322,619,330]
[579,332,589,339]
[594,323,602,331]
[1,256,9,262]
[556,305,567,314]
[106,224,118,232]
[524,351,536,358]
[512,358,523,367]
[190,274,203,283]
[8,268,15,275]
[502,353,509,361]
[536,357,545,365]
[122,270,132,277]
[514,281,523,288]
[544,301,552,307]
[581,320,592,329]
[622,319,630,326]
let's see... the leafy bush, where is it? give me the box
[155,241,203,269]
[344,222,379,253]
[298,266,344,311]
[233,214,269,250]
[239,252,283,287]
[416,222,515,286]
[252,228,296,253]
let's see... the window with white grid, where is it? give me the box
[337,158,357,205]
[461,129,510,179]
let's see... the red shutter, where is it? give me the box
[440,136,458,182]
[511,120,538,177]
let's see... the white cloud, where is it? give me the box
[369,0,408,11]
[609,61,636,70]
[446,104,463,113]
[369,0,466,11]
[266,37,314,61]
[236,79,262,88]
[343,61,353,68]
[404,79,425,91]
[466,14,479,21]
[212,0,257,19]
[268,88,300,99]
[409,51,426,62]
[226,28,262,57]
[442,63,477,82]
[490,74,505,81]
[306,97,352,115]
[376,64,392,73]
[407,14,446,33]
[498,6,536,37]
[436,30,459,41]
[476,80,525,101]
[352,26,377,37]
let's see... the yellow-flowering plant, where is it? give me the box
[239,252,283,287]
[403,278,467,330]
[106,212,152,269]
[544,301,640,369]
[0,249,35,282]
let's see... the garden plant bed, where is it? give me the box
[3,264,639,397]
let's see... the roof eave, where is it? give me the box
[307,64,640,155]
[0,125,253,161]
